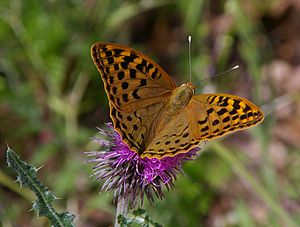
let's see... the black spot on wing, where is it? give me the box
[240,114,247,120]
[132,89,141,99]
[146,63,154,72]
[212,119,219,126]
[130,69,137,79]
[201,126,209,132]
[165,141,171,145]
[233,100,241,109]
[208,95,217,104]
[151,68,158,79]
[230,109,237,115]
[222,116,230,123]
[223,125,230,130]
[112,86,117,94]
[117,71,125,80]
[198,117,208,125]
[122,123,127,130]
[107,57,114,64]
[114,64,119,70]
[212,129,220,134]
[112,49,123,55]
[122,93,129,102]
[243,104,251,113]
[121,82,129,90]
[217,108,227,116]
[183,132,189,138]
[121,62,129,69]
[138,79,147,87]
[247,112,253,117]
[207,108,214,115]
[232,115,239,120]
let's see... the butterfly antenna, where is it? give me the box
[194,65,240,85]
[188,35,192,82]
[209,65,239,81]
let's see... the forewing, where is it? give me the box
[91,42,176,112]
[91,42,176,154]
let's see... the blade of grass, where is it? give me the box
[211,141,297,227]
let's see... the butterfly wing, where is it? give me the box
[142,94,264,158]
[91,42,176,154]
[91,42,176,112]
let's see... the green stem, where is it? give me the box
[115,197,128,227]
[211,141,297,227]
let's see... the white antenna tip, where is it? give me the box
[188,35,192,42]
[232,65,239,70]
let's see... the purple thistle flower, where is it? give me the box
[86,122,200,207]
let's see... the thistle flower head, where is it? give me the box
[86,123,200,207]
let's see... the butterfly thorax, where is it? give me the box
[153,83,194,134]
[166,83,194,110]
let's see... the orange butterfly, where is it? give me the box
[91,42,264,159]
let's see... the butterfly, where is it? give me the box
[91,42,264,159]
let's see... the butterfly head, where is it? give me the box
[180,82,196,94]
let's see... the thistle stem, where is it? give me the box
[115,197,128,227]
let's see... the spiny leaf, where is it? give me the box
[6,147,75,227]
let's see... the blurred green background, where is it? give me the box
[1,0,300,226]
